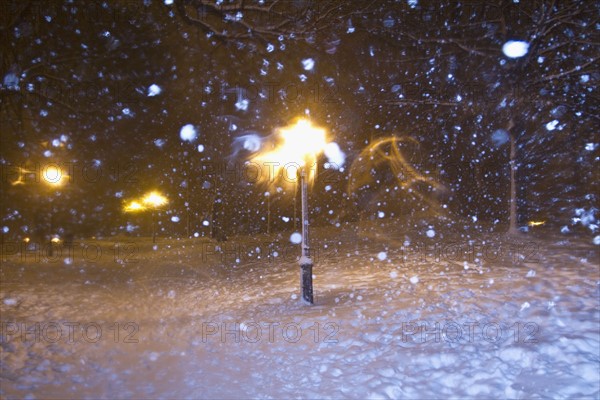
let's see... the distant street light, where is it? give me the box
[124,191,169,243]
[124,201,145,213]
[142,191,168,209]
[11,164,69,253]
[42,165,68,187]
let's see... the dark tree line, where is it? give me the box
[1,0,597,240]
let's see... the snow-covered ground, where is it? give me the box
[1,223,599,399]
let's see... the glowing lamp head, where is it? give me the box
[43,165,68,187]
[124,200,145,213]
[278,119,327,165]
[250,118,328,186]
[142,191,168,208]
[528,221,545,227]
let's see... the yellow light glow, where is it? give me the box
[23,237,30,243]
[142,191,168,208]
[51,236,61,243]
[9,167,31,186]
[124,200,146,212]
[43,165,68,187]
[251,118,327,184]
[528,221,545,227]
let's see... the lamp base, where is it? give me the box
[300,260,314,305]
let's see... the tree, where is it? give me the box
[175,0,377,40]
[0,0,174,237]
[363,0,599,234]
[172,0,379,237]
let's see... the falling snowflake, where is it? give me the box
[180,124,198,141]
[290,232,302,244]
[302,58,315,71]
[148,84,162,96]
[502,40,529,58]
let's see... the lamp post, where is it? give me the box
[265,191,271,235]
[9,165,68,255]
[124,191,168,243]
[41,165,67,256]
[249,118,327,304]
[299,165,313,304]
[142,191,168,244]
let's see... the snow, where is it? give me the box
[2,229,597,398]
[302,58,315,71]
[233,134,262,153]
[179,124,197,142]
[545,120,559,131]
[502,40,529,58]
[147,84,162,97]
[1,3,599,398]
[3,298,17,306]
[492,129,510,146]
[324,142,346,169]
[290,232,302,244]
[235,98,249,111]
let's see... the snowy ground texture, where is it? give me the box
[1,223,599,399]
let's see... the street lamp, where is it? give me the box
[7,164,69,255]
[124,201,145,212]
[123,191,168,243]
[42,165,68,188]
[142,191,168,244]
[250,118,328,304]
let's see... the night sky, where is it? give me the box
[1,0,598,240]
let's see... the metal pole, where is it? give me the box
[186,178,190,238]
[299,166,314,304]
[152,210,156,244]
[509,132,518,235]
[293,177,298,230]
[267,193,271,235]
